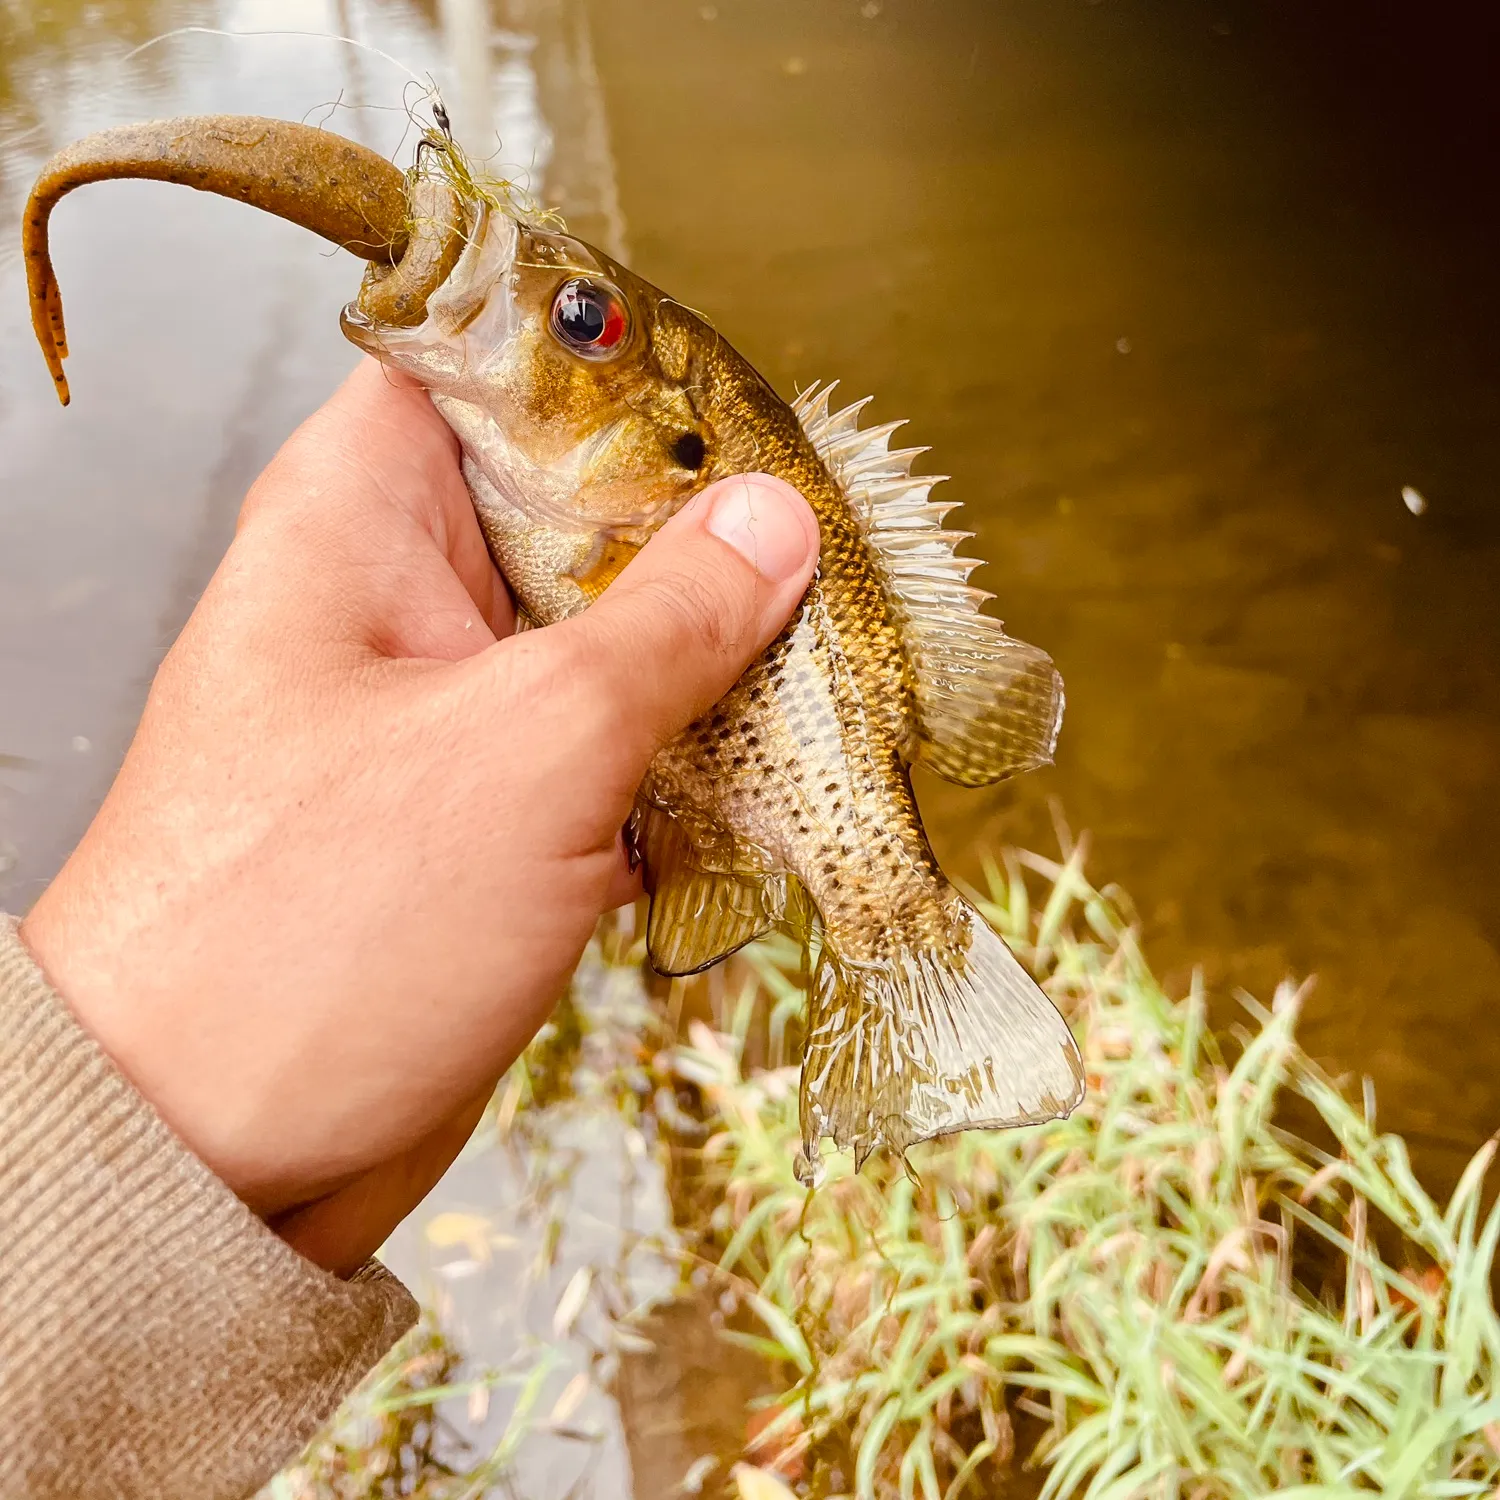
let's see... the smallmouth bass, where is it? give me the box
[25,120,1084,1178]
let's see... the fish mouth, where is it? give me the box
[349,173,469,331]
[340,199,520,363]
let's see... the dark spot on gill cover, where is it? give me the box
[671,430,706,469]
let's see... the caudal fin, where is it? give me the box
[797,898,1083,1180]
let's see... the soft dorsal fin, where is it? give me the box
[793,381,1064,788]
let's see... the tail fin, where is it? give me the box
[796,898,1083,1181]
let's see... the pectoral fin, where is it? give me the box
[572,537,641,602]
[635,803,783,976]
[909,619,1064,787]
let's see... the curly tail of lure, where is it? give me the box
[22,114,466,404]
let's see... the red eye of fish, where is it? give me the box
[550,278,629,359]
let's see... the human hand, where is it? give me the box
[19,358,818,1276]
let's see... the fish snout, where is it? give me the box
[340,204,521,375]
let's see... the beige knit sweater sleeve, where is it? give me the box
[0,915,418,1499]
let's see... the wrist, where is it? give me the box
[18,874,265,1210]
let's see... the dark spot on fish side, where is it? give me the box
[671,431,706,469]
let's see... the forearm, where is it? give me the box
[0,917,416,1500]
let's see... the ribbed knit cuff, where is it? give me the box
[0,915,418,1500]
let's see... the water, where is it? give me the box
[586,0,1500,1198]
[1,0,1498,1485]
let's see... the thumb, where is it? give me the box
[548,472,819,771]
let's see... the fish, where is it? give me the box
[24,117,1084,1179]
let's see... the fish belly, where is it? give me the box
[462,457,593,623]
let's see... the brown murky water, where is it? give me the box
[2,0,1498,1483]
[582,0,1500,1203]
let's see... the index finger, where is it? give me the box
[242,358,513,639]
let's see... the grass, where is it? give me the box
[264,1323,563,1500]
[274,843,1500,1499]
[668,840,1500,1498]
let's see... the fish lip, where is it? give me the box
[338,302,385,354]
[338,203,519,357]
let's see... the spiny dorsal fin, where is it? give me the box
[793,380,1064,787]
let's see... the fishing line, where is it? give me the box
[118,25,433,93]
[302,88,417,133]
[125,27,447,168]
[0,25,442,173]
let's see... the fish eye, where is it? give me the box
[550,277,629,359]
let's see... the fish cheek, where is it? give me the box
[524,339,704,528]
[510,318,644,436]
[571,417,701,533]
[473,324,623,472]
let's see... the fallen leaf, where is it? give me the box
[552,1266,593,1337]
[732,1464,799,1500]
[746,1404,806,1482]
[550,1371,590,1424]
[424,1212,493,1263]
[467,1383,490,1425]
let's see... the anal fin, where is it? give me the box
[910,618,1064,787]
[636,802,784,977]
